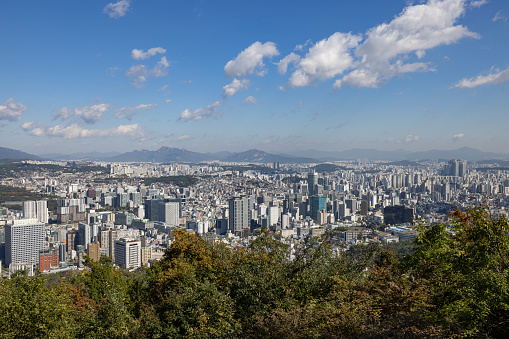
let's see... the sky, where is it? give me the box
[1,0,509,155]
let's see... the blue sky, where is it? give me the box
[1,0,508,155]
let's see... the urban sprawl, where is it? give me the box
[0,158,507,276]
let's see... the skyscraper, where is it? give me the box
[22,200,48,224]
[308,172,318,196]
[309,196,327,222]
[5,219,45,266]
[228,197,248,231]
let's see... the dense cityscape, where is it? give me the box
[1,156,508,276]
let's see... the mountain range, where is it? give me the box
[1,146,508,163]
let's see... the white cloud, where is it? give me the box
[294,39,312,51]
[338,0,480,88]
[159,85,168,91]
[222,78,250,98]
[224,41,279,78]
[126,64,148,88]
[453,66,509,88]
[244,96,258,105]
[131,47,166,60]
[452,133,464,142]
[27,123,145,139]
[21,121,35,130]
[179,101,222,121]
[54,103,110,124]
[165,99,173,104]
[151,57,169,77]
[277,52,301,74]
[126,57,169,87]
[287,32,361,87]
[115,103,157,120]
[103,0,130,19]
[470,0,487,8]
[0,98,26,122]
[175,135,191,141]
[492,10,507,22]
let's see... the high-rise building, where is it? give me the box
[308,172,318,196]
[78,222,91,249]
[22,200,48,224]
[114,239,141,270]
[159,202,180,226]
[309,196,327,222]
[228,197,248,231]
[57,198,86,223]
[5,219,45,266]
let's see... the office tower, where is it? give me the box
[308,172,318,196]
[58,242,67,262]
[116,193,129,208]
[114,239,141,270]
[22,200,48,224]
[130,192,142,207]
[66,229,77,252]
[5,219,45,266]
[39,248,58,271]
[445,159,465,177]
[87,242,101,262]
[78,222,91,249]
[228,197,248,231]
[309,196,326,221]
[267,206,279,226]
[159,202,180,226]
[57,198,86,223]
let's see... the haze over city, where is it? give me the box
[1,0,508,154]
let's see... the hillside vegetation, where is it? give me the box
[0,206,508,338]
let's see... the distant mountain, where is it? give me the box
[0,147,41,160]
[108,146,210,163]
[224,149,317,163]
[286,147,508,162]
[40,151,121,161]
[286,148,412,161]
[403,147,505,161]
[106,147,318,163]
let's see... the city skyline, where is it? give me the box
[1,0,508,155]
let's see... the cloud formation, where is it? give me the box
[126,57,169,87]
[103,0,130,19]
[0,98,26,121]
[179,101,222,121]
[115,104,157,120]
[24,123,145,139]
[337,0,478,89]
[244,96,258,105]
[175,135,191,141]
[277,52,301,74]
[281,0,479,89]
[224,41,279,78]
[131,47,166,60]
[452,133,464,142]
[54,103,110,124]
[288,32,361,87]
[454,66,509,88]
[222,78,250,98]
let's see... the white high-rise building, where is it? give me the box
[22,200,48,224]
[5,219,45,266]
[114,239,141,270]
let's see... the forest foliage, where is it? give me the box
[0,206,508,338]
